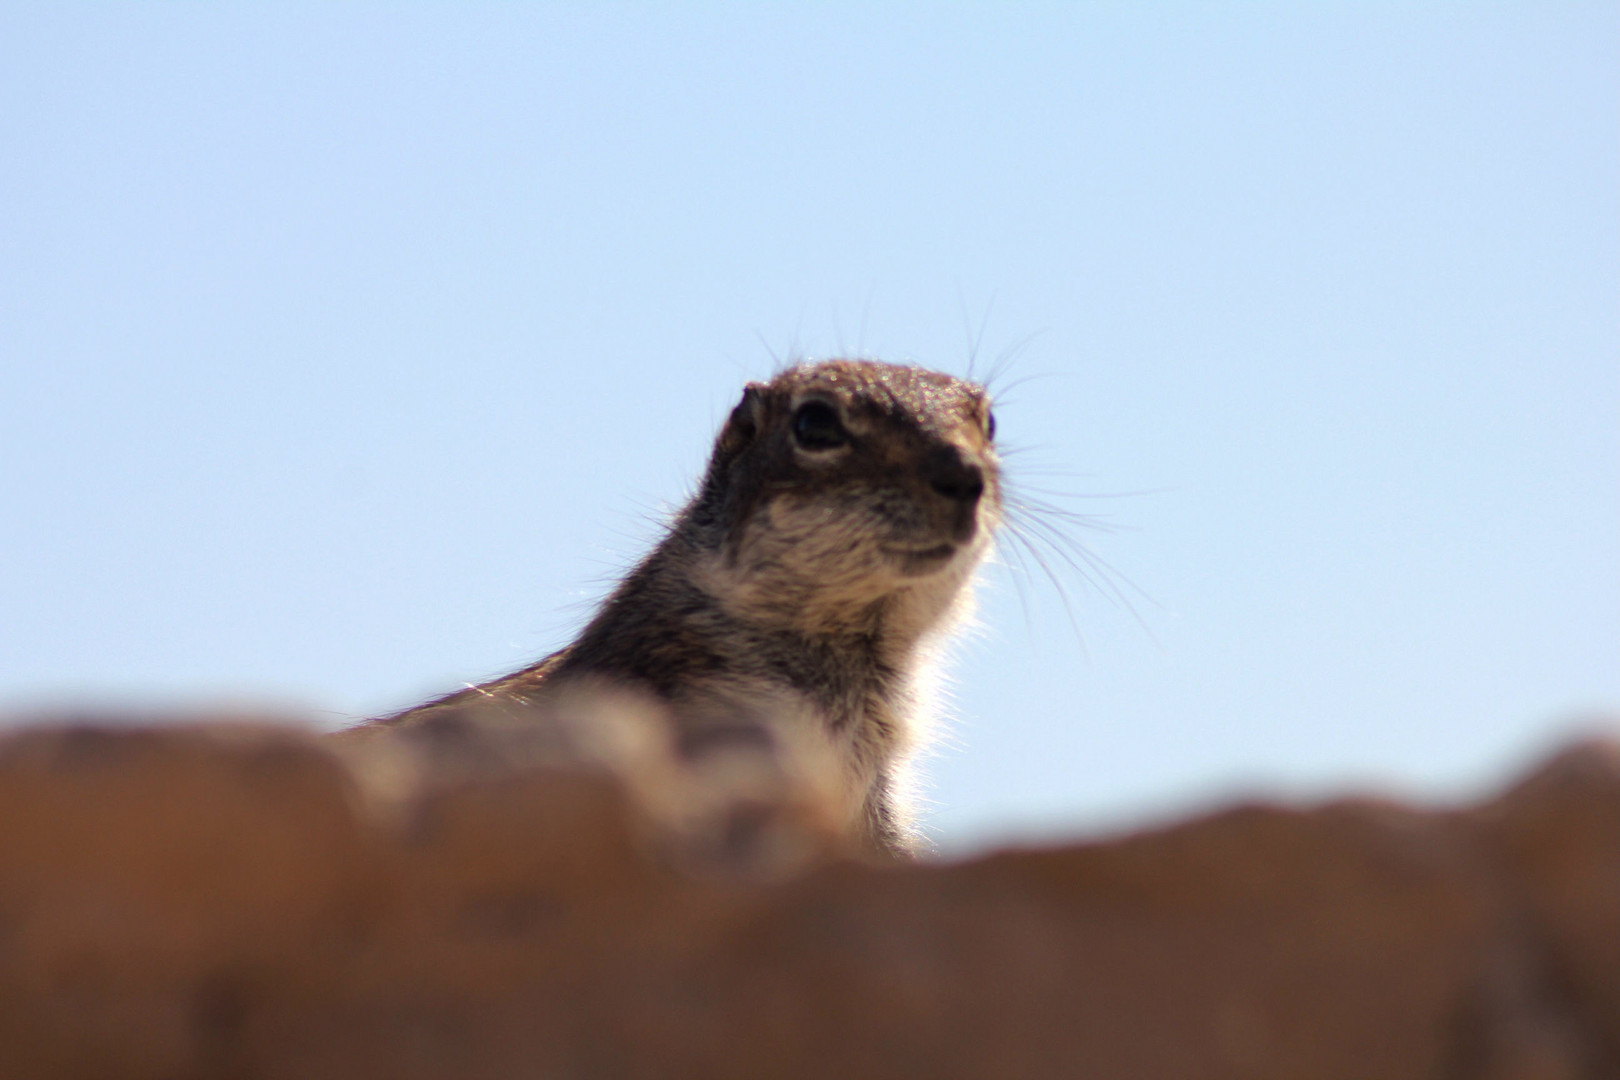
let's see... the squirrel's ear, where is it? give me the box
[717,384,766,457]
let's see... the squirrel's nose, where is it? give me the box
[923,446,985,505]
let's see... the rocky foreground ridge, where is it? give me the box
[0,718,1614,1079]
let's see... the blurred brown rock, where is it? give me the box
[0,718,1613,1079]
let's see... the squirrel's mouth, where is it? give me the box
[885,542,958,576]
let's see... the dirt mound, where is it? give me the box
[0,719,1613,1078]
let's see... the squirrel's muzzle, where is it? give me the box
[920,445,988,545]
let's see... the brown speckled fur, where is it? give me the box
[353,360,1001,856]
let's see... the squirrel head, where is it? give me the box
[691,360,1001,634]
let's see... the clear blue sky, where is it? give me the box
[3,4,1615,850]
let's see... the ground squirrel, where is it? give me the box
[347,359,1001,857]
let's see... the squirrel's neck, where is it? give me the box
[553,521,958,704]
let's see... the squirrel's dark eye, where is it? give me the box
[985,410,997,442]
[791,400,848,451]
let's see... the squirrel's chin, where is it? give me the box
[884,542,961,578]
